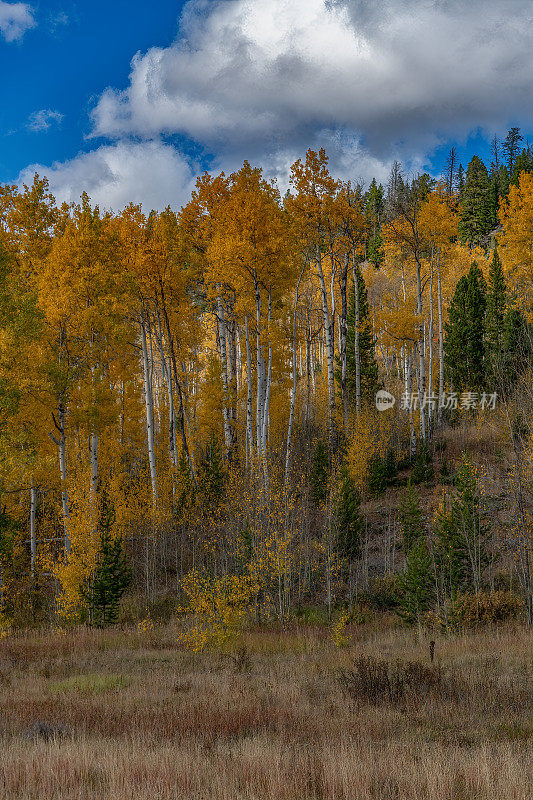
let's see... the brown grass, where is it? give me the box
[0,621,531,799]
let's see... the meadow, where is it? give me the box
[0,620,530,800]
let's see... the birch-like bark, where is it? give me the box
[261,289,272,457]
[437,255,444,426]
[141,314,158,508]
[244,315,254,469]
[160,304,196,484]
[305,325,311,427]
[415,255,427,440]
[154,315,179,467]
[57,399,70,553]
[216,296,233,457]
[353,258,361,415]
[285,268,304,485]
[90,434,98,493]
[316,249,336,449]
[255,281,265,460]
[339,254,349,430]
[427,247,435,435]
[30,483,37,581]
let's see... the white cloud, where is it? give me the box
[28,109,64,132]
[0,1,35,42]
[90,0,533,161]
[19,141,199,212]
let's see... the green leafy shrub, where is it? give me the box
[364,574,399,611]
[448,590,522,628]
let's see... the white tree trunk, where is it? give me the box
[30,483,37,581]
[427,248,435,435]
[261,290,272,459]
[316,250,336,448]
[255,282,265,460]
[216,296,233,457]
[415,258,426,441]
[58,399,70,553]
[141,314,158,508]
[437,258,444,426]
[90,434,98,493]
[245,315,254,469]
[285,268,304,485]
[353,260,361,415]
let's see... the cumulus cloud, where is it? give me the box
[23,0,533,211]
[27,109,64,132]
[90,0,533,160]
[19,141,198,212]
[0,1,35,42]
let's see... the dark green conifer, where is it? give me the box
[85,502,132,626]
[335,463,362,561]
[399,482,425,553]
[458,156,491,245]
[444,262,486,391]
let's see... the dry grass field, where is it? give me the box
[0,620,530,800]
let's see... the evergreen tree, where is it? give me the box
[399,481,425,553]
[85,503,132,626]
[435,455,490,598]
[500,306,530,390]
[396,538,435,625]
[335,462,363,561]
[310,440,329,505]
[487,170,500,229]
[456,164,465,198]
[444,146,458,196]
[365,180,385,267]
[458,156,491,245]
[485,247,506,365]
[510,146,533,187]
[367,228,384,268]
[503,127,523,174]
[198,434,226,505]
[342,265,379,404]
[411,172,435,203]
[444,263,486,391]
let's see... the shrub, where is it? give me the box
[411,441,434,484]
[340,656,444,707]
[448,590,522,628]
[368,449,397,494]
[364,574,399,611]
[149,592,181,623]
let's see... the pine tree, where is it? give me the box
[343,265,379,404]
[444,146,457,196]
[435,455,490,598]
[310,440,329,506]
[335,462,362,561]
[399,482,425,552]
[458,156,491,245]
[84,503,132,627]
[510,146,533,187]
[487,170,500,230]
[396,538,435,625]
[444,263,486,391]
[485,247,506,365]
[198,434,226,506]
[366,180,385,268]
[367,228,384,268]
[503,127,523,174]
[456,164,465,198]
[500,306,529,390]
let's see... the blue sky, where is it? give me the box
[0,1,184,180]
[2,1,533,210]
